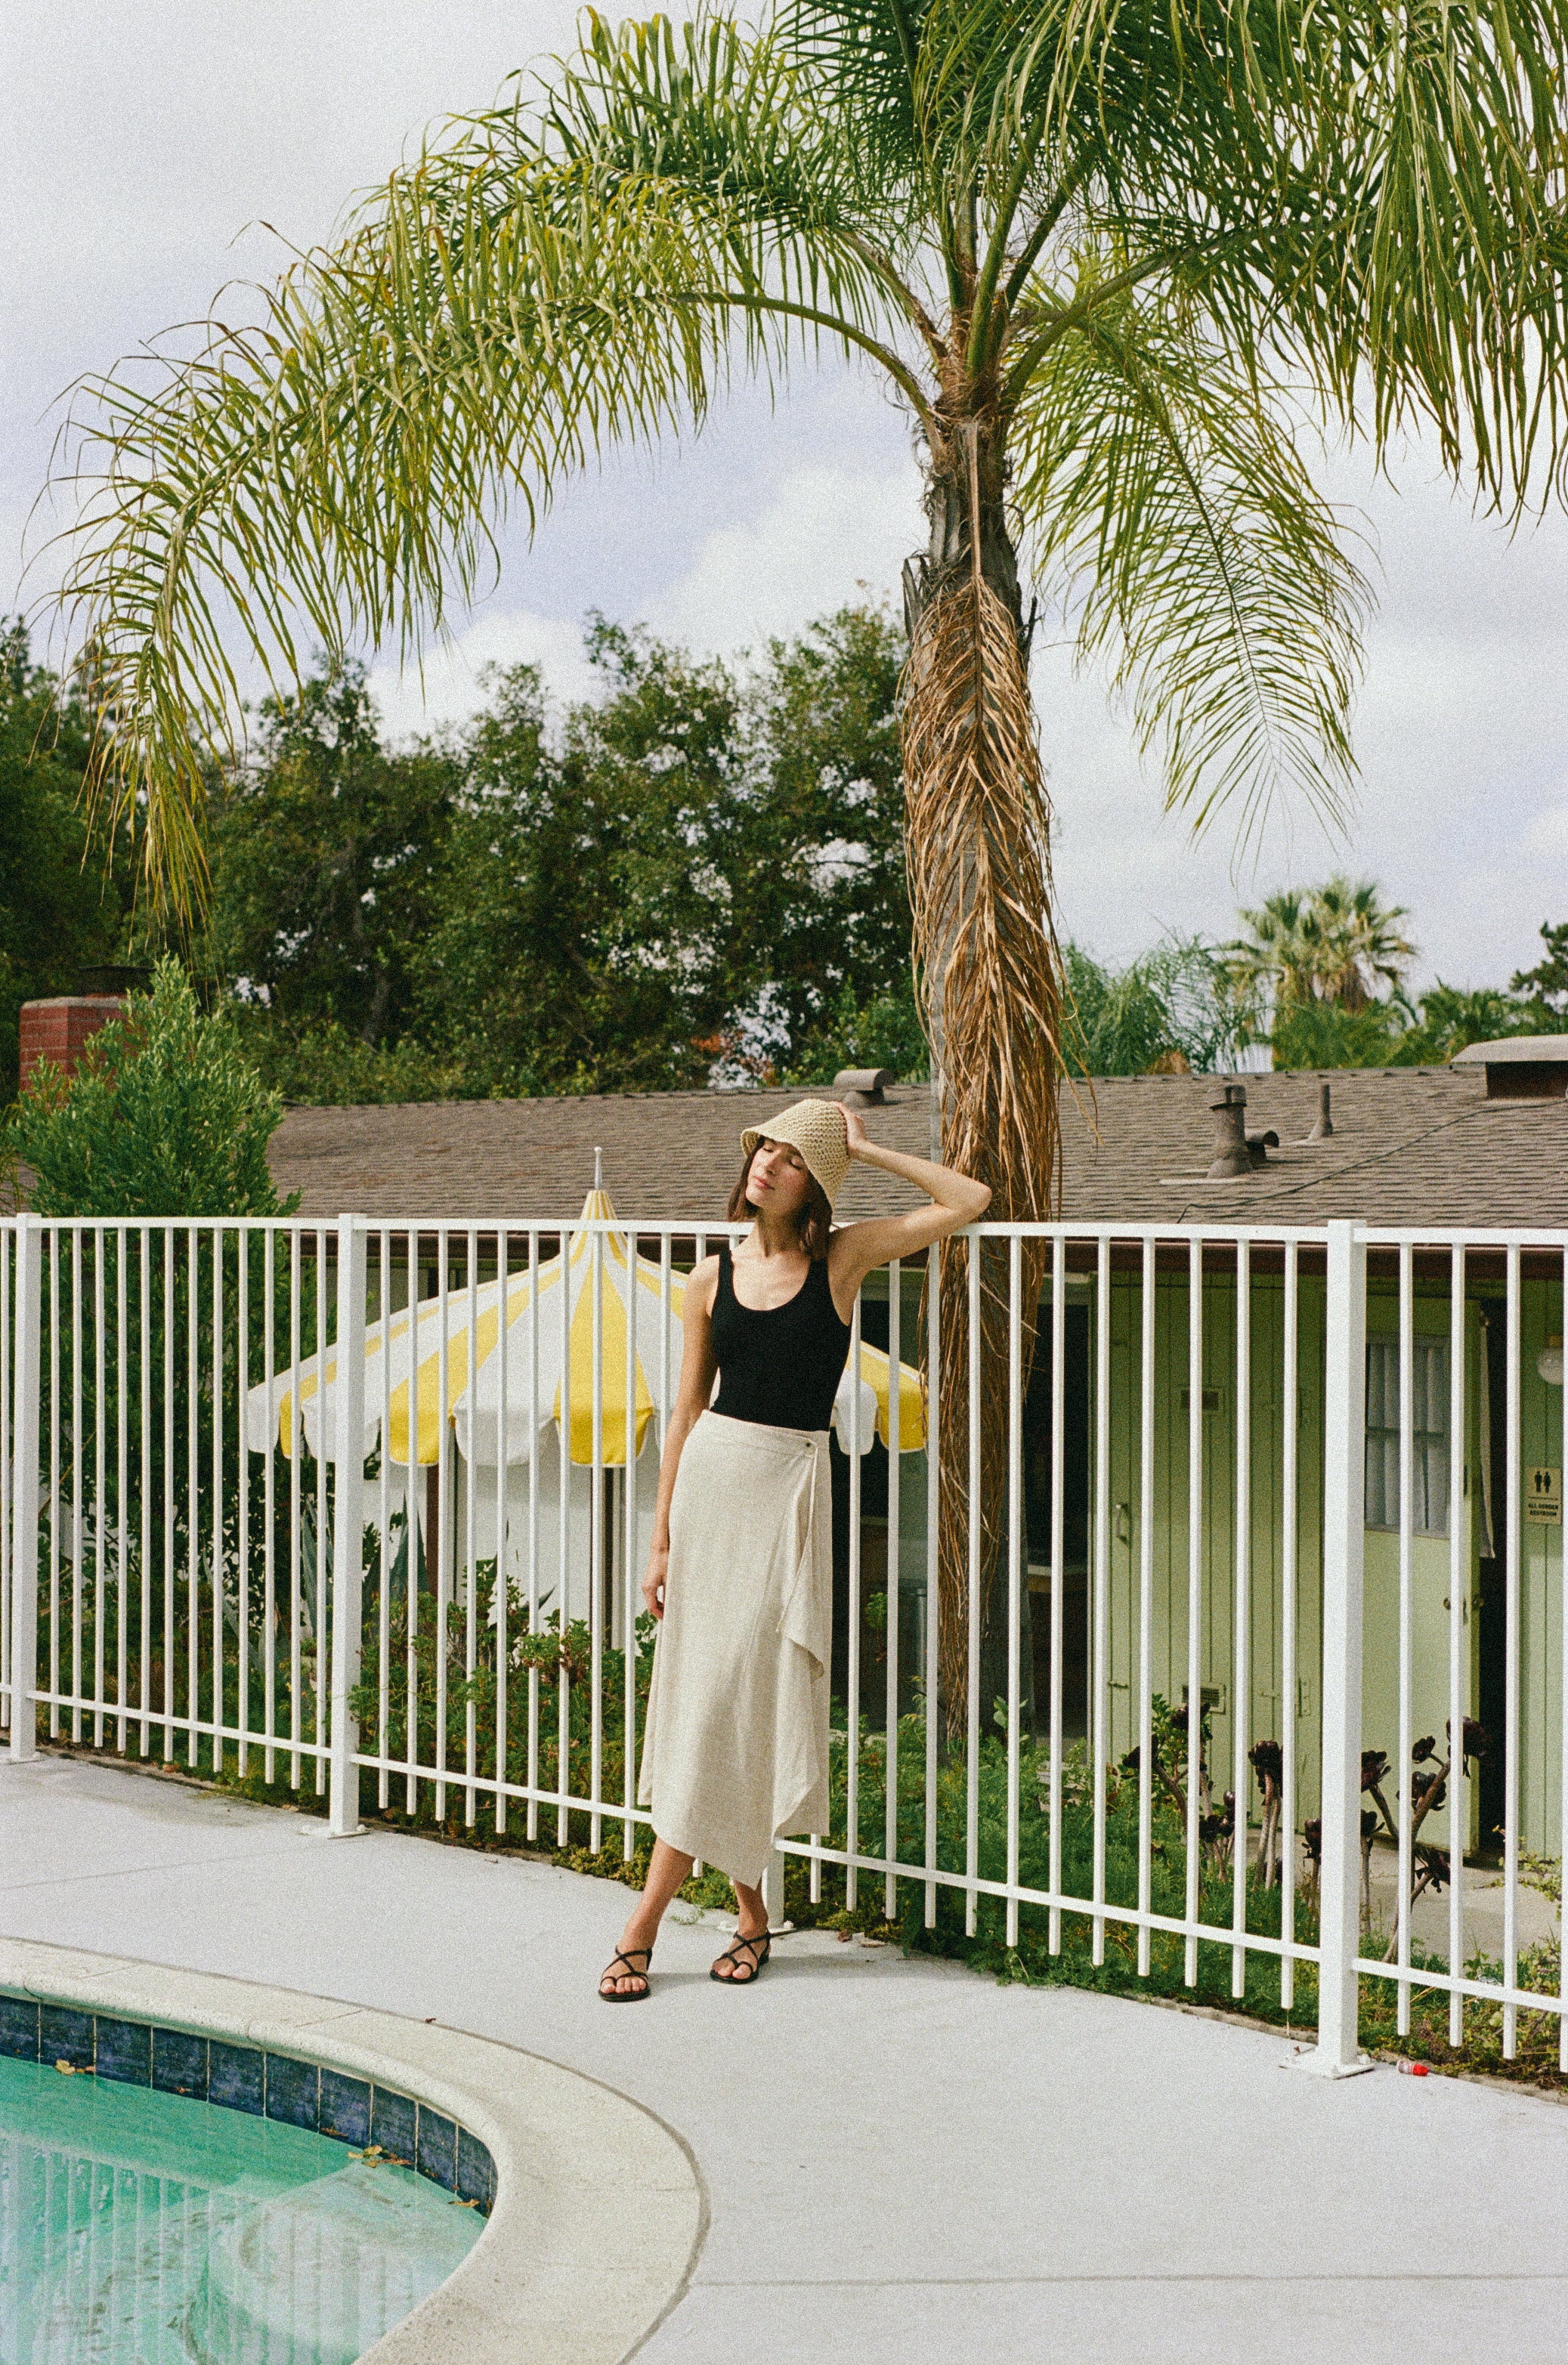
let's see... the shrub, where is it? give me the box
[8,957,297,1217]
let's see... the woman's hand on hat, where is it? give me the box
[840,1101,869,1157]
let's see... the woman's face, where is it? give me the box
[745,1137,812,1219]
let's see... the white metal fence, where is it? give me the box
[2,1211,1563,2074]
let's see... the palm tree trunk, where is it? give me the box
[901,419,1063,1739]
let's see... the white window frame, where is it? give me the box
[1365,1334,1450,1536]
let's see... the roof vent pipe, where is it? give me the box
[1207,1082,1252,1179]
[833,1067,894,1106]
[1304,1081,1333,1142]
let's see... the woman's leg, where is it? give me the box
[711,1872,769,1980]
[600,1838,693,1996]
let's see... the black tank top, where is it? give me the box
[710,1243,852,1433]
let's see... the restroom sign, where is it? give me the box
[1526,1467,1562,1524]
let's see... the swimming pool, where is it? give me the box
[0,2052,484,2363]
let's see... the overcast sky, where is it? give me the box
[6,0,1568,990]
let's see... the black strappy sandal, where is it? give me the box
[598,1946,654,2003]
[710,1931,772,1986]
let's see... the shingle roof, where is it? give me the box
[268,1064,1568,1231]
[269,1087,934,1224]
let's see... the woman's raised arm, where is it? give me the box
[827,1103,991,1308]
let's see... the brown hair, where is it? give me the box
[727,1145,833,1260]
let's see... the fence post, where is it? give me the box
[326,1216,367,1837]
[8,1218,42,1764]
[1309,1219,1373,2075]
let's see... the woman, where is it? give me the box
[598,1096,990,1999]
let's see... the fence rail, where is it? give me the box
[3,1210,1564,2074]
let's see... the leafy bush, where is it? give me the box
[1270,981,1568,1071]
[1063,937,1257,1076]
[1268,997,1405,1069]
[8,957,297,1217]
[233,1012,469,1106]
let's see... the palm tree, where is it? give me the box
[1226,891,1319,1013]
[51,0,1568,1708]
[1230,878,1415,1018]
[1310,878,1415,1015]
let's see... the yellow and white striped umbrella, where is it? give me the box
[245,1185,925,1469]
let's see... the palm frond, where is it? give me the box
[778,0,926,173]
[49,11,919,912]
[1010,270,1370,849]
[1060,0,1568,501]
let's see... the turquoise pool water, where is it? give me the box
[0,2055,483,2363]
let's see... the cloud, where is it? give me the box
[646,461,923,655]
[1522,804,1568,859]
[366,611,598,738]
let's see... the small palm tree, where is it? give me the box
[1309,878,1416,1014]
[1230,877,1415,1021]
[1226,890,1323,1014]
[49,0,1568,1702]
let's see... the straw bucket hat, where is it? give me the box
[741,1099,851,1210]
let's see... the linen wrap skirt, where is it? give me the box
[637,1408,832,1889]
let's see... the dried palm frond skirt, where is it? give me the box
[638,1410,832,1890]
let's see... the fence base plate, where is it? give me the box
[1291,2048,1376,2079]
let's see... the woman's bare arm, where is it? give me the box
[641,1254,719,1618]
[827,1103,991,1309]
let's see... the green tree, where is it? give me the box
[424,610,914,1090]
[1268,998,1403,1071]
[1266,976,1561,1072]
[0,620,135,1101]
[781,976,929,1085]
[1063,941,1174,1077]
[1389,984,1563,1066]
[419,626,745,1093]
[6,961,312,1773]
[1301,877,1417,1013]
[1063,937,1256,1075]
[729,604,912,1079]
[8,957,295,1218]
[1511,923,1568,1015]
[209,608,916,1099]
[211,661,460,1051]
[1229,877,1415,1019]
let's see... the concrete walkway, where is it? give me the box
[3,1754,1566,2364]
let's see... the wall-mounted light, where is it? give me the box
[1539,1334,1563,1387]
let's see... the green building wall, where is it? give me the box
[881,1256,1563,1857]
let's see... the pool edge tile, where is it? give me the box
[416,2105,458,2190]
[94,2016,153,2086]
[208,2039,264,2116]
[319,2068,372,2147]
[456,2124,493,2212]
[0,1995,41,2062]
[369,2085,416,2167]
[151,2025,209,2099]
[39,2004,95,2070]
[264,2051,320,2131]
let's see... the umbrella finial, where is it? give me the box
[594,1144,603,1191]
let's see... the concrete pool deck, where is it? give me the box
[3,1753,1566,2364]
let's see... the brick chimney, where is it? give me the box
[18,996,126,1094]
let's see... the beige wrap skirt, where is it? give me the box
[637,1408,832,1889]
